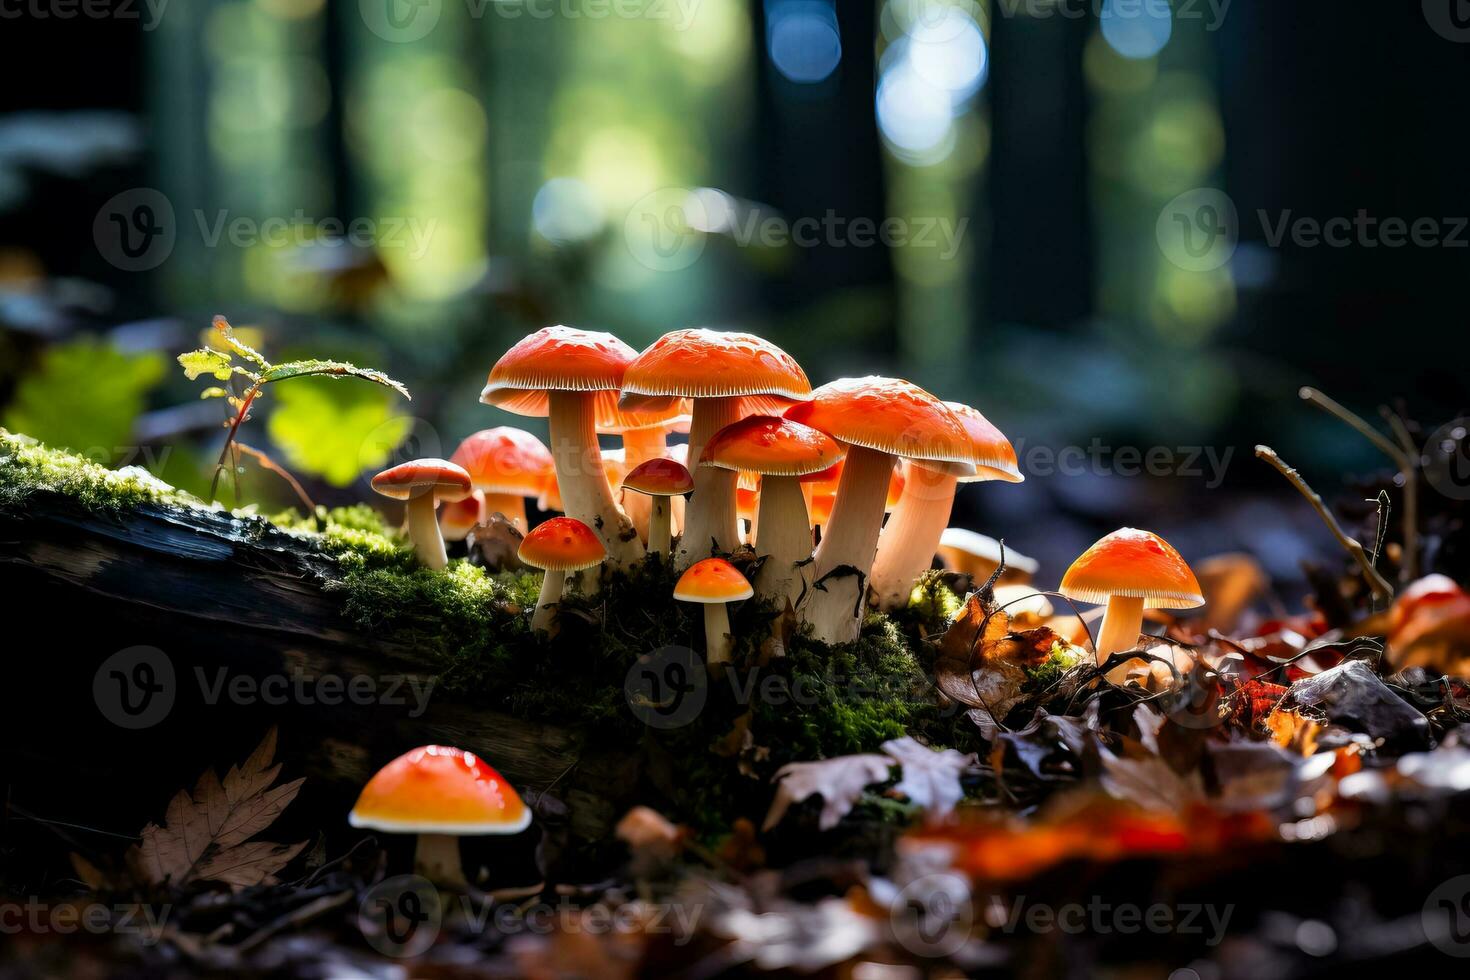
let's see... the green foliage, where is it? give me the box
[265,379,413,486]
[3,337,166,464]
[0,428,197,512]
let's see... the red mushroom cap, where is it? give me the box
[700,415,844,477]
[518,516,606,571]
[450,427,554,497]
[348,745,530,835]
[783,377,977,469]
[371,458,473,502]
[622,457,695,497]
[439,489,485,541]
[1059,528,1204,609]
[620,329,812,416]
[674,557,754,604]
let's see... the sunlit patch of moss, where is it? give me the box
[1025,640,1084,690]
[270,503,408,569]
[906,569,964,627]
[0,429,203,513]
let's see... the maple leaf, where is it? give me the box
[881,737,976,816]
[764,755,894,831]
[130,728,307,890]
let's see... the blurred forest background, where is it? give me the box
[1,0,1466,588]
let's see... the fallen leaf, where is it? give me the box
[881,737,977,817]
[764,755,893,831]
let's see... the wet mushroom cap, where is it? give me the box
[783,377,977,470]
[674,557,754,603]
[348,745,530,835]
[939,401,1023,483]
[619,328,812,415]
[700,415,844,477]
[518,516,606,571]
[622,457,694,496]
[450,428,554,497]
[1059,528,1204,608]
[371,459,472,501]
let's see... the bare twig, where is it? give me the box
[1256,445,1394,604]
[235,442,316,512]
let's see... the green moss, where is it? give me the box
[0,428,202,513]
[1024,640,1084,691]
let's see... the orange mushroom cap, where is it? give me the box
[450,427,554,497]
[736,484,759,522]
[371,458,473,501]
[439,489,485,540]
[675,557,754,603]
[518,516,606,571]
[481,325,686,431]
[937,401,1023,483]
[1059,528,1204,609]
[623,457,694,497]
[348,745,530,835]
[783,377,977,469]
[700,415,844,477]
[809,492,835,526]
[802,456,907,509]
[620,329,812,416]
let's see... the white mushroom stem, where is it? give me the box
[620,427,668,541]
[531,569,567,633]
[483,492,528,531]
[414,833,467,888]
[648,496,673,556]
[676,397,744,569]
[869,466,958,611]
[703,602,733,670]
[547,390,643,564]
[405,493,449,570]
[800,445,895,644]
[1095,594,1146,663]
[752,475,812,608]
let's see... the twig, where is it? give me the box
[235,442,316,512]
[1256,445,1394,604]
[1298,387,1418,582]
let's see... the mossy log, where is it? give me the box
[0,489,620,844]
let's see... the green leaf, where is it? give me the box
[199,387,229,400]
[265,377,413,487]
[178,348,235,382]
[4,337,166,463]
[261,359,411,400]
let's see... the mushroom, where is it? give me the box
[675,557,754,671]
[449,427,554,531]
[615,415,690,541]
[371,458,473,571]
[935,528,1039,583]
[620,329,811,569]
[1058,527,1204,663]
[805,457,907,537]
[870,401,1022,610]
[482,326,678,564]
[518,516,606,633]
[700,416,844,607]
[348,744,530,889]
[784,378,981,644]
[439,489,485,543]
[622,457,694,557]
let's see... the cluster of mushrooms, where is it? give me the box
[371,326,1207,662]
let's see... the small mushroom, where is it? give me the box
[518,517,606,633]
[622,458,694,557]
[371,458,473,571]
[449,427,554,531]
[675,557,753,670]
[348,744,530,889]
[439,489,485,543]
[1058,528,1204,663]
[935,528,1039,583]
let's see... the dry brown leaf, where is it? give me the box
[1265,706,1323,756]
[764,754,893,831]
[130,727,306,889]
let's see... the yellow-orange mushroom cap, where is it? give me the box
[450,427,554,497]
[938,401,1023,483]
[783,377,977,469]
[518,516,606,571]
[700,415,844,477]
[620,328,812,416]
[1059,528,1204,609]
[348,745,530,835]
[674,557,754,603]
